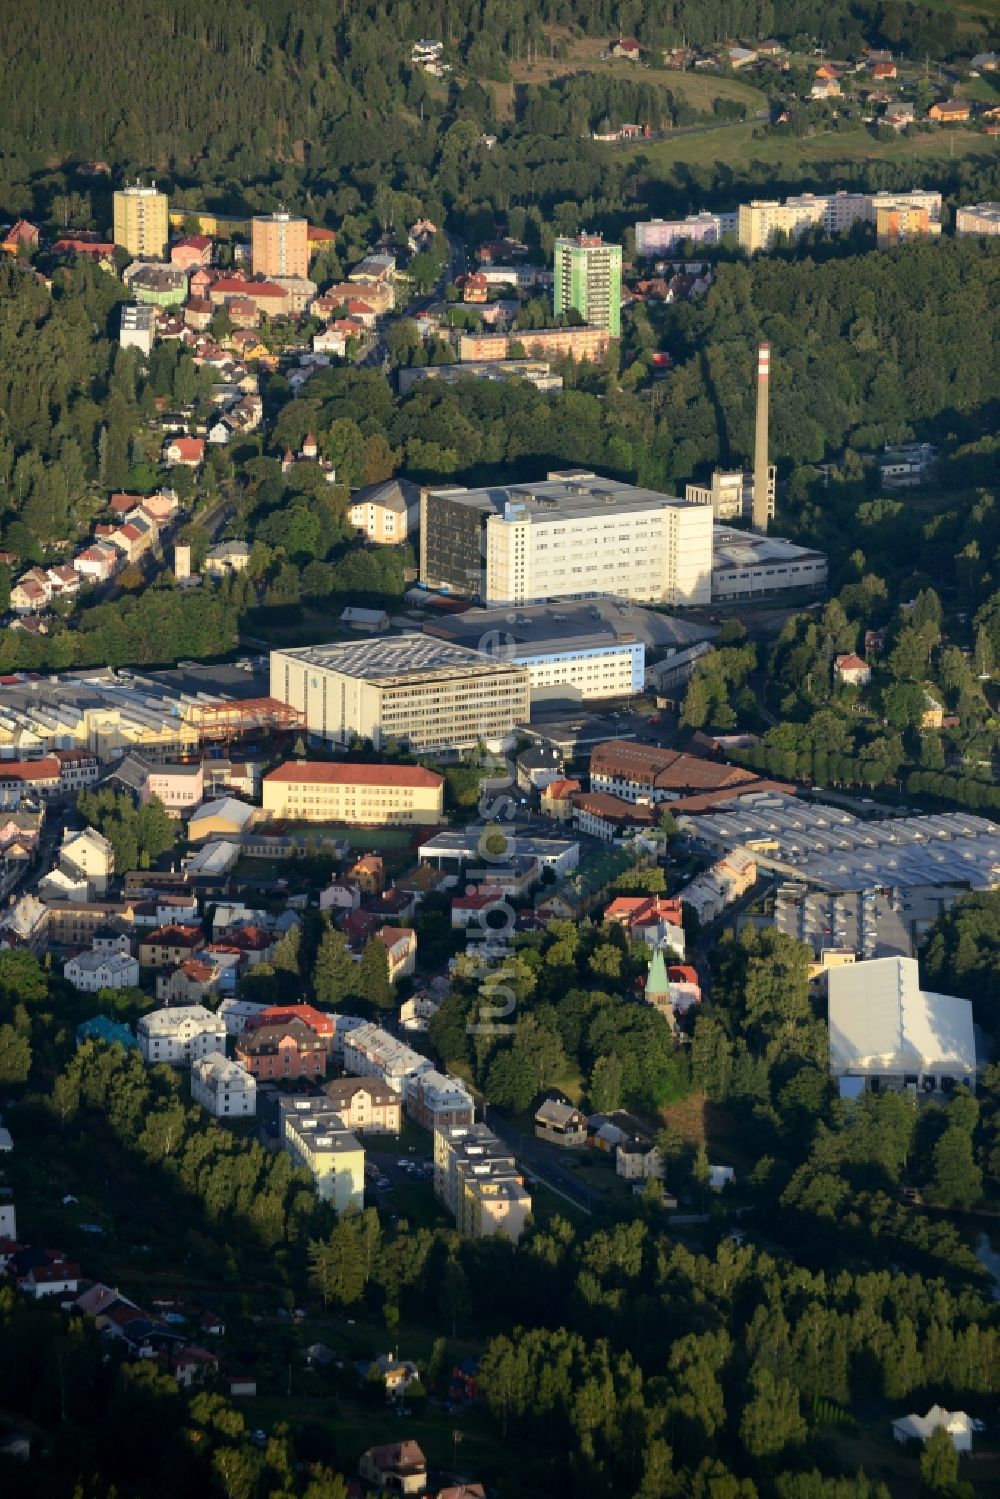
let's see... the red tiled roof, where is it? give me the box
[0,757,60,782]
[265,761,442,788]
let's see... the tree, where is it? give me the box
[739,1365,807,1457]
[313,923,355,1007]
[439,1255,471,1337]
[920,1424,959,1493]
[358,937,393,1009]
[589,1053,623,1112]
[0,1023,31,1084]
[929,1125,982,1209]
[588,943,621,981]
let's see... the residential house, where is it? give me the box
[243,1003,336,1049]
[236,1018,329,1080]
[202,540,251,577]
[540,776,581,821]
[603,895,685,954]
[64,949,140,992]
[534,1098,588,1147]
[611,36,641,61]
[0,757,61,805]
[190,1054,256,1117]
[349,854,385,894]
[341,1022,433,1095]
[678,848,757,924]
[163,436,205,467]
[347,479,421,544]
[2,219,39,255]
[615,1138,663,1182]
[322,1078,402,1133]
[59,827,115,893]
[404,1069,475,1132]
[170,235,213,270]
[929,99,971,121]
[216,997,270,1036]
[73,541,120,583]
[76,1015,139,1049]
[55,749,101,796]
[835,653,871,687]
[360,1354,421,1400]
[156,957,222,1005]
[358,1442,428,1496]
[20,1258,82,1299]
[137,1004,227,1065]
[376,925,417,982]
[139,924,204,968]
[451,886,507,930]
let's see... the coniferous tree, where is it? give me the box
[313,922,356,1007]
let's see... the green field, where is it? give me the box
[621,121,1000,175]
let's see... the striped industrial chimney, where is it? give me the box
[752,340,771,534]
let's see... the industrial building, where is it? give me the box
[685,466,776,525]
[680,792,1000,892]
[0,662,299,762]
[827,956,976,1095]
[419,471,714,607]
[711,527,828,599]
[269,637,530,753]
[422,597,717,703]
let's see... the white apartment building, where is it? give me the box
[137,1004,227,1065]
[341,1021,434,1095]
[737,189,942,252]
[956,202,1000,236]
[216,998,271,1036]
[191,1054,257,1117]
[63,950,140,993]
[421,472,713,607]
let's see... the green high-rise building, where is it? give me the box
[552,233,622,337]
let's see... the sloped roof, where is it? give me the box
[828,957,975,1077]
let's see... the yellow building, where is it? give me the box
[434,1123,531,1243]
[251,211,309,279]
[279,1098,365,1214]
[738,196,827,253]
[875,203,942,247]
[168,209,250,237]
[113,182,169,260]
[262,761,445,825]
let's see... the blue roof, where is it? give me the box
[76,1016,139,1049]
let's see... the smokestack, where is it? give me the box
[752,340,770,534]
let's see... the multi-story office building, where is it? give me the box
[552,233,623,336]
[113,181,169,260]
[269,638,530,752]
[278,1097,364,1214]
[420,471,713,607]
[433,1122,531,1242]
[956,202,1000,236]
[685,466,776,525]
[250,211,309,279]
[262,760,445,825]
[190,1054,257,1118]
[636,211,738,254]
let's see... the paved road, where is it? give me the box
[483,1105,595,1214]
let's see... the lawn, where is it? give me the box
[620,121,1000,176]
[489,28,767,119]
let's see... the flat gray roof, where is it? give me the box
[711,527,827,570]
[426,471,692,522]
[274,635,525,684]
[682,791,1000,892]
[424,598,717,655]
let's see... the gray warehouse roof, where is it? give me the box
[273,635,525,684]
[680,792,1000,892]
[423,598,717,655]
[425,471,695,522]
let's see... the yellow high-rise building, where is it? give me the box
[113,181,169,260]
[251,211,309,278]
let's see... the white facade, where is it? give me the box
[216,997,271,1036]
[341,1021,434,1095]
[828,956,976,1093]
[63,950,139,993]
[191,1054,257,1117]
[955,202,1000,237]
[711,527,828,600]
[137,1004,227,1065]
[482,494,713,608]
